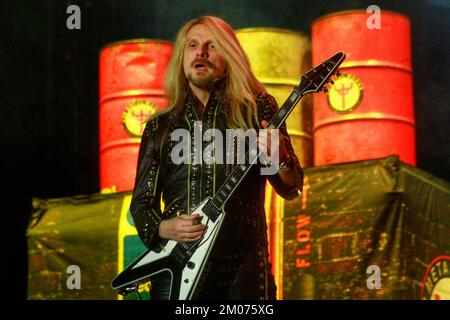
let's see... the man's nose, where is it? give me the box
[195,45,208,58]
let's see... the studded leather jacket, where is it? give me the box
[130,82,303,298]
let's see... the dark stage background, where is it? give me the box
[1,0,449,299]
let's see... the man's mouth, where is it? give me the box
[193,61,210,72]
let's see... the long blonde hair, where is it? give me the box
[159,16,266,129]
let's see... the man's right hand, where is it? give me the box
[158,214,206,242]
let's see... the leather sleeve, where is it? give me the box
[257,92,304,200]
[129,116,165,250]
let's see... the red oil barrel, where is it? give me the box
[99,39,173,192]
[312,10,415,166]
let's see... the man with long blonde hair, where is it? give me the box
[130,16,303,299]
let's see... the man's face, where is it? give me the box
[183,24,227,90]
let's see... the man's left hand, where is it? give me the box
[258,120,289,165]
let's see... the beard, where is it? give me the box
[187,71,216,90]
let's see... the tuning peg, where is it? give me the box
[328,79,334,85]
[323,86,328,93]
[335,69,341,77]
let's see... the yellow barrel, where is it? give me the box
[236,28,312,299]
[236,28,312,167]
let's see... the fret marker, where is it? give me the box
[289,92,298,102]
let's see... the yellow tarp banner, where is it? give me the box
[27,156,450,299]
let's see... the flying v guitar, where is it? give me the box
[111,51,346,300]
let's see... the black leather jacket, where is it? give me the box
[130,84,303,256]
[131,82,303,299]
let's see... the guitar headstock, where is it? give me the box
[298,52,346,95]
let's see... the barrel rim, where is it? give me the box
[313,112,416,131]
[100,38,173,52]
[235,27,309,38]
[311,9,410,26]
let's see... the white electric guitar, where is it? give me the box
[111,51,346,299]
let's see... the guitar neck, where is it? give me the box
[208,88,304,212]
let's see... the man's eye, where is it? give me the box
[208,44,215,49]
[188,43,196,48]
